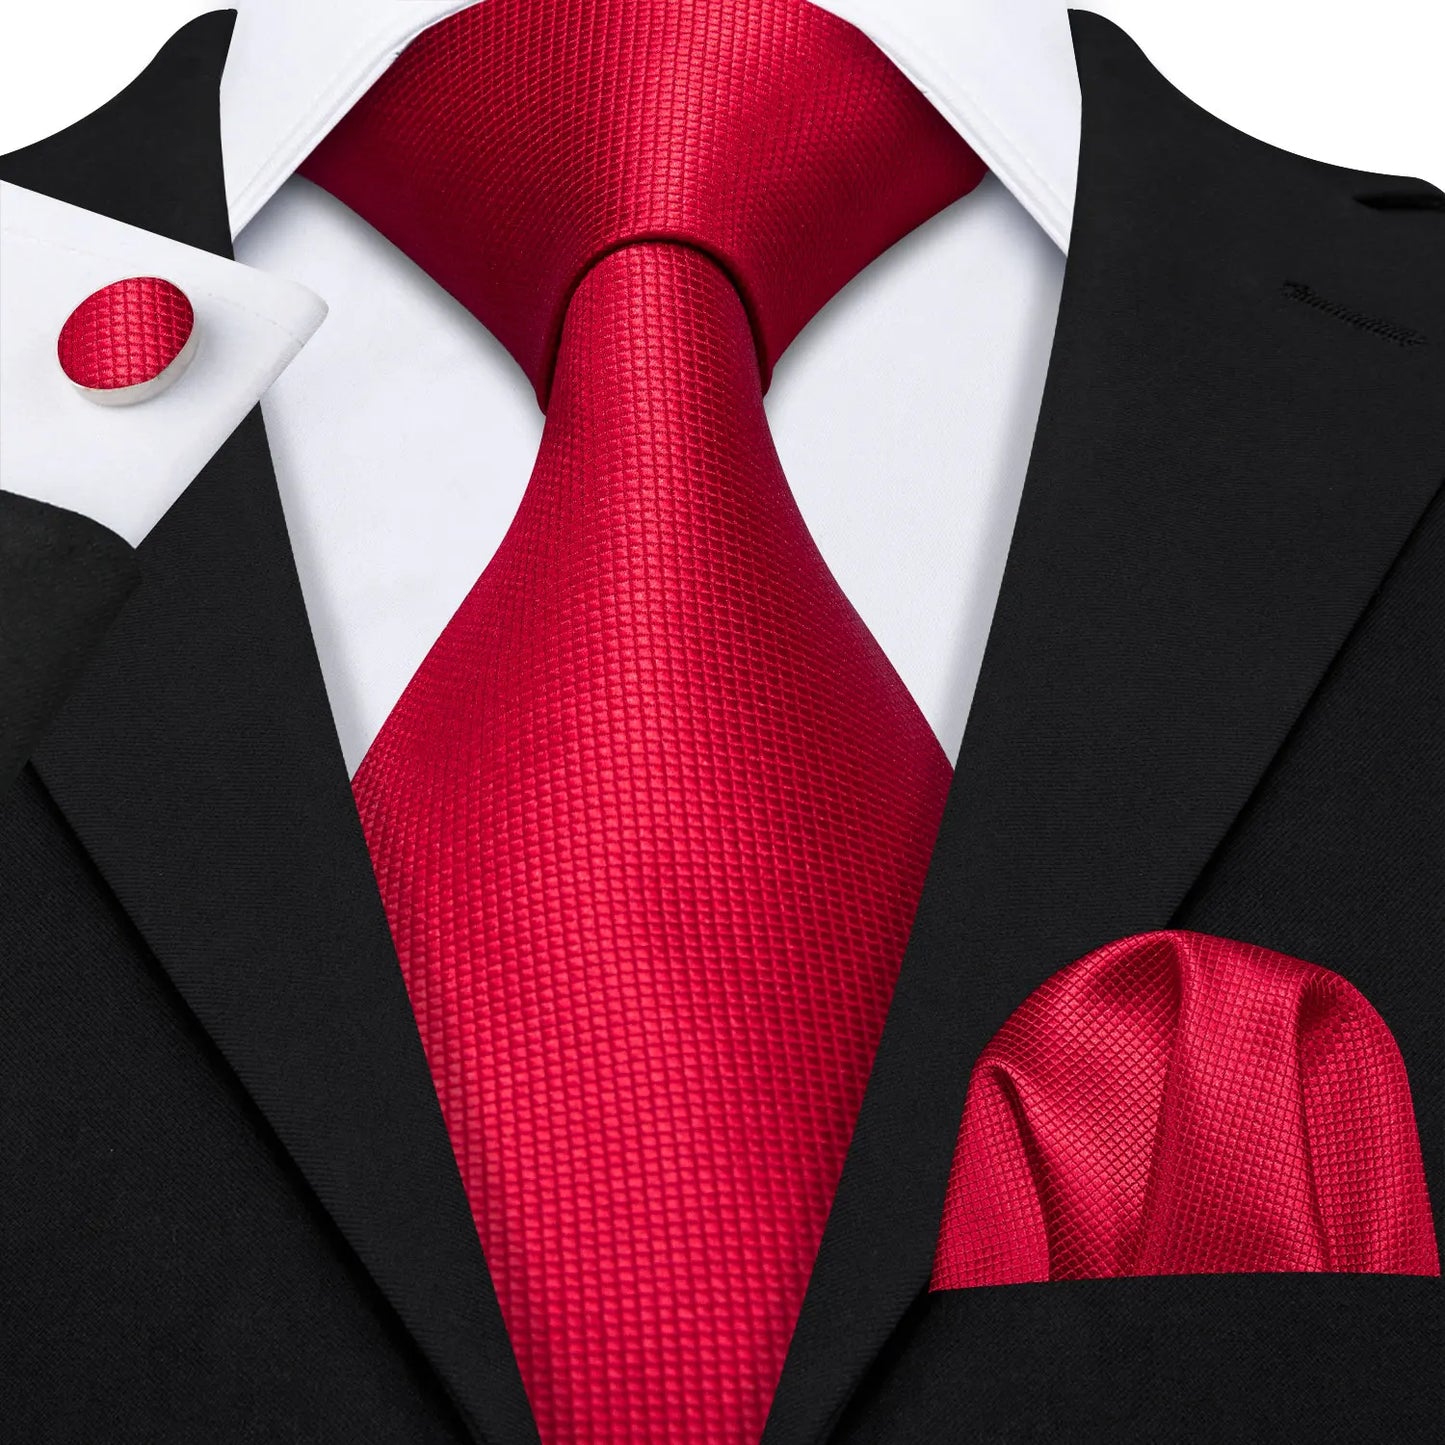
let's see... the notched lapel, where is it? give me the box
[0,9,237,255]
[767,12,1445,1441]
[32,417,536,1445]
[6,14,537,1445]
[935,7,1445,1064]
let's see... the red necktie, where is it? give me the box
[303,1,983,1437]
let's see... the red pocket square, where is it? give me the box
[930,931,1438,1288]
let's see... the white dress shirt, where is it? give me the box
[3,0,1081,772]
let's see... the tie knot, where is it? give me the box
[304,0,986,404]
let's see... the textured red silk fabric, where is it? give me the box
[301,0,984,402]
[931,931,1439,1288]
[314,2,982,1437]
[56,276,193,390]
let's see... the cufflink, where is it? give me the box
[57,276,198,405]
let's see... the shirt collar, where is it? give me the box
[821,0,1079,249]
[220,0,1079,248]
[1,0,1076,548]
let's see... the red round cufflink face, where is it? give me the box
[57,276,197,405]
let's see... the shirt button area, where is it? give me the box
[57,276,197,405]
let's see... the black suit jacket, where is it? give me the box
[3,11,1440,1442]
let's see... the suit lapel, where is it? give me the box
[765,10,1445,1442]
[4,15,537,1445]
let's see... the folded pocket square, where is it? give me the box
[931,931,1438,1288]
